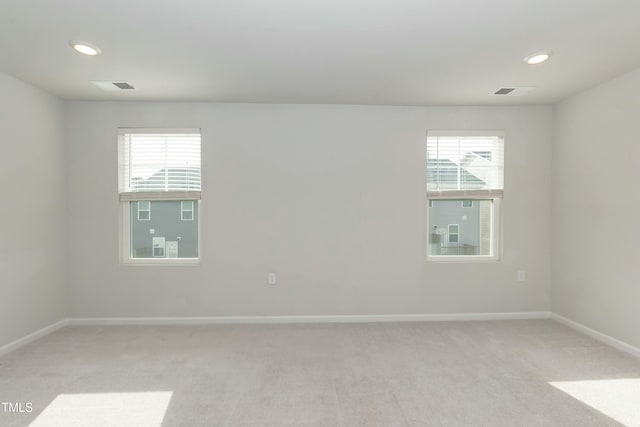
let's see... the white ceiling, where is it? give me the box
[2,0,640,105]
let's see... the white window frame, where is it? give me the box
[427,197,501,262]
[152,237,166,257]
[120,200,201,265]
[118,128,201,265]
[181,201,194,221]
[426,130,504,262]
[447,224,460,244]
[137,200,151,221]
[461,199,473,208]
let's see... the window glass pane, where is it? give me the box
[138,200,150,210]
[130,201,198,258]
[181,201,194,220]
[120,133,201,193]
[138,211,150,221]
[426,135,504,192]
[462,199,473,208]
[429,199,493,256]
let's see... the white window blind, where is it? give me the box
[426,132,504,198]
[118,130,201,201]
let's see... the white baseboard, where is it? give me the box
[67,311,551,326]
[7,314,638,363]
[1,312,551,357]
[551,313,640,359]
[0,319,68,357]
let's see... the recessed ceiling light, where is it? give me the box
[69,40,101,56]
[524,51,552,65]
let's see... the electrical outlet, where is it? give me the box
[517,270,526,282]
[268,272,277,285]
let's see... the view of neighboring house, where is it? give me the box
[428,199,492,256]
[426,154,491,191]
[130,167,200,258]
[427,155,493,256]
[131,167,201,192]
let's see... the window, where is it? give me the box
[118,129,201,263]
[152,237,165,257]
[137,201,150,220]
[448,224,459,243]
[426,131,503,260]
[181,201,194,221]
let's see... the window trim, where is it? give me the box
[137,200,151,221]
[118,128,202,266]
[426,196,501,262]
[425,130,504,263]
[152,236,166,257]
[461,199,473,208]
[181,201,194,221]
[447,223,460,244]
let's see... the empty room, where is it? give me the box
[1,0,640,426]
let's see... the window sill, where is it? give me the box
[426,256,500,263]
[121,258,201,266]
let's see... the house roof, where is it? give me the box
[427,159,486,190]
[131,167,201,192]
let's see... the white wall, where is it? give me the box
[64,102,552,318]
[553,67,640,348]
[0,73,67,346]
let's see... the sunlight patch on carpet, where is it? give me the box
[550,379,640,427]
[30,391,173,427]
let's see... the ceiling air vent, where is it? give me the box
[495,88,515,95]
[90,81,137,91]
[112,82,135,90]
[494,87,535,96]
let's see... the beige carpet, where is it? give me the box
[1,320,639,426]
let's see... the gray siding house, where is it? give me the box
[427,158,492,256]
[428,199,491,256]
[131,200,198,258]
[130,168,200,258]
